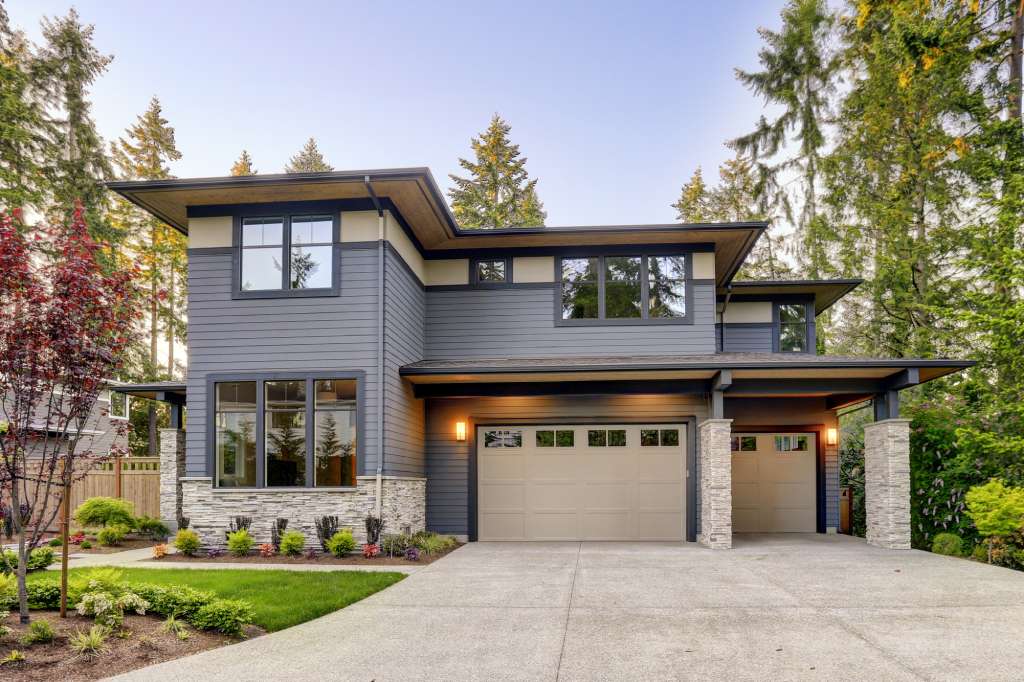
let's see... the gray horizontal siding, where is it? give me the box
[720,323,773,353]
[185,249,382,478]
[424,283,717,360]
[425,395,708,536]
[382,248,426,477]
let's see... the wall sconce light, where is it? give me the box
[455,421,467,442]
[826,428,838,447]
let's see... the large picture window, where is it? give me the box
[212,375,360,488]
[778,303,809,352]
[238,214,336,295]
[559,253,690,324]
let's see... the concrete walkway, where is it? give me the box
[108,534,1024,681]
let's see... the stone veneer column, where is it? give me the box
[159,428,186,529]
[864,419,912,550]
[698,418,733,549]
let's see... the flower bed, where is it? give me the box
[157,542,461,566]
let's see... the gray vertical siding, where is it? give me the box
[719,323,774,353]
[185,248,382,477]
[382,246,426,477]
[424,282,718,360]
[425,395,709,536]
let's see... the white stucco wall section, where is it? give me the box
[425,259,469,286]
[693,252,715,280]
[513,256,555,283]
[384,211,425,283]
[722,302,773,324]
[187,216,232,249]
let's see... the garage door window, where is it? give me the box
[731,436,757,452]
[586,429,627,447]
[775,435,809,452]
[484,429,522,448]
[536,429,574,447]
[641,428,680,447]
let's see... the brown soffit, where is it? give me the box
[720,279,864,314]
[106,168,765,286]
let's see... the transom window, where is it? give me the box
[239,214,335,293]
[473,258,509,285]
[778,303,809,352]
[213,376,358,488]
[560,254,689,324]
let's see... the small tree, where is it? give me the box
[0,206,138,622]
[965,479,1024,562]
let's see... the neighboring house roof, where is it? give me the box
[720,279,863,315]
[400,353,973,384]
[107,168,765,286]
[112,381,186,402]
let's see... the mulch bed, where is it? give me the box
[67,538,161,555]
[158,543,461,566]
[0,611,262,681]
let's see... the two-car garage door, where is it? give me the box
[477,424,686,541]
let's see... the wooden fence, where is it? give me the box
[65,457,161,521]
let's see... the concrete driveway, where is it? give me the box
[111,534,1024,681]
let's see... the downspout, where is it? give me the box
[365,176,385,519]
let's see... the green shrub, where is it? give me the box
[380,533,411,556]
[76,589,149,628]
[135,516,170,540]
[325,529,357,557]
[932,533,964,557]
[0,547,55,574]
[226,529,254,557]
[74,497,135,528]
[21,619,54,645]
[129,583,214,620]
[191,599,255,637]
[411,531,457,555]
[68,568,126,603]
[80,540,92,549]
[173,529,201,556]
[278,530,305,557]
[47,537,62,547]
[97,524,129,547]
[971,544,989,561]
[26,581,61,609]
[69,625,108,658]
[0,649,24,665]
[965,479,1024,539]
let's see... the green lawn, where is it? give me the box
[29,568,404,632]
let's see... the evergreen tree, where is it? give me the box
[0,6,49,214]
[230,149,256,176]
[672,167,712,222]
[111,96,185,455]
[284,137,332,173]
[448,114,546,227]
[733,0,839,278]
[36,9,114,239]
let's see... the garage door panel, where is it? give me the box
[732,507,760,533]
[731,455,758,483]
[732,433,816,533]
[478,424,685,541]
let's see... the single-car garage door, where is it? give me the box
[731,432,817,533]
[477,424,686,541]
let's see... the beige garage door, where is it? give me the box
[477,424,686,541]
[731,433,817,533]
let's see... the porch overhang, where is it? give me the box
[400,353,974,405]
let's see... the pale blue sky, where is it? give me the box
[8,0,786,226]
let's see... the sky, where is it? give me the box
[7,0,788,227]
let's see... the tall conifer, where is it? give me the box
[284,137,332,173]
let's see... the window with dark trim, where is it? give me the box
[778,303,809,352]
[472,257,510,286]
[212,375,359,488]
[559,254,690,325]
[237,213,338,297]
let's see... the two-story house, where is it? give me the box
[110,168,971,550]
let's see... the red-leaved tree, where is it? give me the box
[0,205,138,622]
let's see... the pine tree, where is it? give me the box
[733,0,839,278]
[230,149,256,176]
[36,9,114,240]
[672,167,712,222]
[0,7,50,214]
[448,114,546,227]
[111,96,185,455]
[284,137,332,173]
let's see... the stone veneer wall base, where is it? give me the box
[181,476,426,548]
[864,419,912,550]
[159,428,186,530]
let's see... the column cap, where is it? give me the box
[700,418,733,425]
[866,418,912,426]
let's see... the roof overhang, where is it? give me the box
[400,354,974,406]
[107,168,765,286]
[113,381,186,403]
[720,279,863,315]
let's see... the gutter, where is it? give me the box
[366,176,386,519]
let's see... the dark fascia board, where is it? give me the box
[720,279,863,315]
[112,381,187,401]
[400,358,975,377]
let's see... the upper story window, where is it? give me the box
[559,254,690,325]
[236,213,337,298]
[472,258,510,286]
[778,303,809,352]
